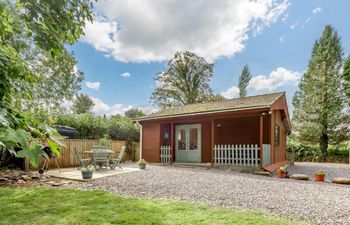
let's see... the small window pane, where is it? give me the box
[189,128,198,150]
[274,124,280,146]
[177,129,186,150]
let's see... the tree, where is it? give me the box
[11,50,84,115]
[0,0,93,166]
[204,94,226,102]
[125,108,145,119]
[343,56,350,107]
[238,64,251,98]
[72,94,95,114]
[151,51,217,108]
[292,25,349,156]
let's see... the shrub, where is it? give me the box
[54,113,140,142]
[97,134,113,149]
[315,170,325,176]
[287,138,349,163]
[277,166,286,173]
[138,159,147,164]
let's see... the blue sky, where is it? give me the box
[68,0,350,115]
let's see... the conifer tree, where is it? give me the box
[238,64,251,98]
[343,56,350,106]
[292,25,349,155]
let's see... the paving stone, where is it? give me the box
[290,174,310,180]
[332,177,350,185]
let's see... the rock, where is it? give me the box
[290,174,310,181]
[4,174,15,180]
[21,175,32,181]
[331,177,350,185]
[17,180,26,184]
[254,171,271,176]
[51,182,61,187]
[62,181,72,185]
[12,172,20,177]
[30,174,41,180]
[0,177,9,182]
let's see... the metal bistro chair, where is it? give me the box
[91,146,110,170]
[109,146,126,169]
[74,147,91,169]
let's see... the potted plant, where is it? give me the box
[138,159,147,169]
[81,164,94,179]
[276,166,286,178]
[314,170,326,182]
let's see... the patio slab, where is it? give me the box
[46,167,139,182]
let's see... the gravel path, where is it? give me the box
[289,162,350,181]
[79,163,350,225]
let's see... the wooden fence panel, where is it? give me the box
[213,144,262,168]
[28,139,131,170]
[160,145,172,164]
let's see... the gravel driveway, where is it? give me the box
[79,163,350,225]
[289,162,350,181]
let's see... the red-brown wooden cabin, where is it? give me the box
[137,92,291,169]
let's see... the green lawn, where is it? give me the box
[0,188,304,225]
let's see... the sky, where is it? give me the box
[68,0,350,116]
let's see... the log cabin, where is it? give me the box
[137,92,291,169]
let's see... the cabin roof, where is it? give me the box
[138,92,285,121]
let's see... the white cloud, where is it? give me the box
[137,106,158,115]
[120,72,131,78]
[221,86,240,99]
[279,36,284,43]
[91,97,132,115]
[90,97,157,116]
[81,0,289,63]
[289,21,298,29]
[312,7,322,14]
[248,67,301,91]
[85,81,101,90]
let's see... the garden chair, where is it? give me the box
[109,146,126,169]
[91,146,110,170]
[74,147,91,169]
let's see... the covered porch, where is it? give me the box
[158,110,273,168]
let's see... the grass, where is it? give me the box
[0,188,304,225]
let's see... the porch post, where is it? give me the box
[259,113,263,168]
[170,122,174,163]
[211,119,215,165]
[270,110,275,164]
[139,123,143,160]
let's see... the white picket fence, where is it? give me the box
[213,144,260,167]
[160,145,172,164]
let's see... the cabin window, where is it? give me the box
[274,124,280,146]
[163,132,169,140]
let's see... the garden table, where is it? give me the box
[85,148,114,170]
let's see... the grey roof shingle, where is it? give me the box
[138,92,284,121]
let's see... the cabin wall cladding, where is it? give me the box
[26,139,139,170]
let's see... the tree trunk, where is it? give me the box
[319,133,328,160]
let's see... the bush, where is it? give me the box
[287,139,349,163]
[54,113,140,142]
[97,134,113,149]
